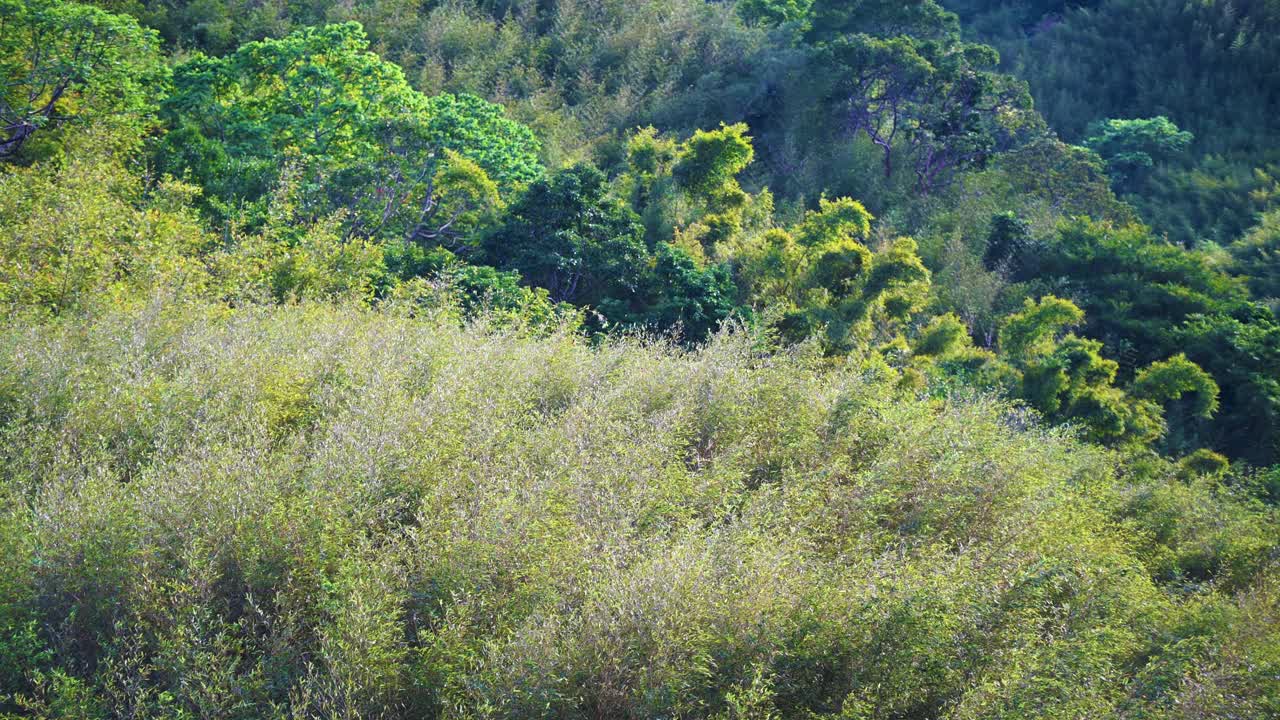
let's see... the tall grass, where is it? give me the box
[0,300,1275,719]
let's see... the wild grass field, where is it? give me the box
[0,300,1275,718]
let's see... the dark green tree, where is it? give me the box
[738,0,814,26]
[982,211,1032,272]
[1027,219,1249,360]
[807,0,961,42]
[482,163,648,308]
[809,1,1036,193]
[1020,219,1276,462]
[606,243,737,342]
[1175,312,1280,466]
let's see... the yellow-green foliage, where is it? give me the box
[910,297,1222,451]
[674,123,755,195]
[0,133,210,314]
[743,198,930,353]
[0,301,1274,718]
[623,124,771,262]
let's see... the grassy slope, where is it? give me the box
[0,301,1275,718]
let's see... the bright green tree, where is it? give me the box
[0,130,209,313]
[997,294,1083,361]
[0,0,165,161]
[158,22,540,239]
[746,197,931,352]
[623,124,768,260]
[674,123,755,195]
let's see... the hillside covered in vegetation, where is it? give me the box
[1,0,1278,717]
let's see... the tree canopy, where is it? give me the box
[158,22,541,235]
[0,0,165,160]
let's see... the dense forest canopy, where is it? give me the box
[1,0,1277,717]
[945,0,1280,246]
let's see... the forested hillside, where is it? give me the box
[1,0,1278,717]
[945,0,1280,246]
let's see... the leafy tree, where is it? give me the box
[987,137,1134,221]
[383,245,569,329]
[1007,219,1276,461]
[912,312,973,358]
[673,123,755,195]
[0,0,165,161]
[748,197,930,352]
[807,0,961,42]
[1175,312,1280,466]
[982,211,1032,272]
[625,126,680,182]
[792,196,873,249]
[744,198,876,309]
[738,0,813,26]
[433,152,504,244]
[1231,208,1280,304]
[912,296,1219,450]
[1027,219,1250,361]
[483,159,740,340]
[482,163,647,308]
[739,228,802,307]
[1176,447,1230,480]
[987,296,1218,448]
[810,3,1036,194]
[1084,116,1194,196]
[622,124,770,262]
[0,128,209,313]
[1131,354,1220,421]
[417,92,543,190]
[158,22,540,237]
[997,294,1083,361]
[606,243,738,342]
